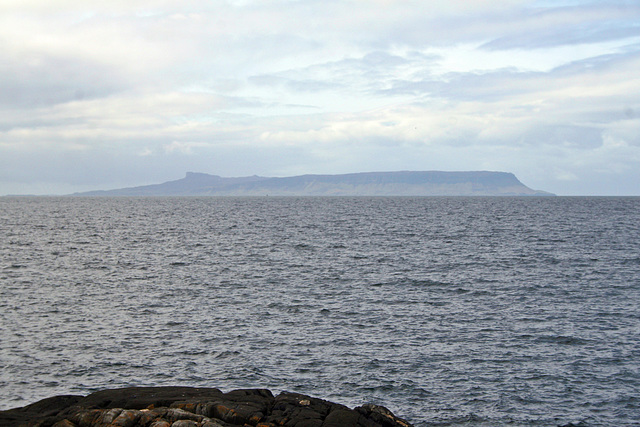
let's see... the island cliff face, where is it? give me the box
[0,386,412,427]
[75,171,553,197]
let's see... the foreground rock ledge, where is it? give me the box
[0,386,413,427]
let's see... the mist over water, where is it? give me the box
[1,196,639,426]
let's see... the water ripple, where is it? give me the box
[1,196,639,426]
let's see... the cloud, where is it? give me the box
[481,2,640,50]
[1,0,639,195]
[0,55,127,109]
[163,141,210,154]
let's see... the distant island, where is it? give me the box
[73,171,554,196]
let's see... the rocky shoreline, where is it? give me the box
[0,386,412,427]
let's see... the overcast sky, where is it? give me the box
[1,0,639,195]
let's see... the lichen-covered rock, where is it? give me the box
[355,404,412,427]
[0,386,412,427]
[169,421,199,427]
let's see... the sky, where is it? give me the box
[1,0,639,196]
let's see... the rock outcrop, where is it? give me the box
[0,387,412,427]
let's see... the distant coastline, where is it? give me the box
[72,170,554,197]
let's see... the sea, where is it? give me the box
[1,196,639,426]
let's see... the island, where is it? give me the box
[0,386,412,427]
[73,171,553,197]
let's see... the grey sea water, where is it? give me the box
[1,196,639,426]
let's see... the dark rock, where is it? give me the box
[0,386,412,427]
[75,386,226,410]
[0,395,83,427]
[355,404,412,427]
[323,409,360,427]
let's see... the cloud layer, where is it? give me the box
[1,0,639,195]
